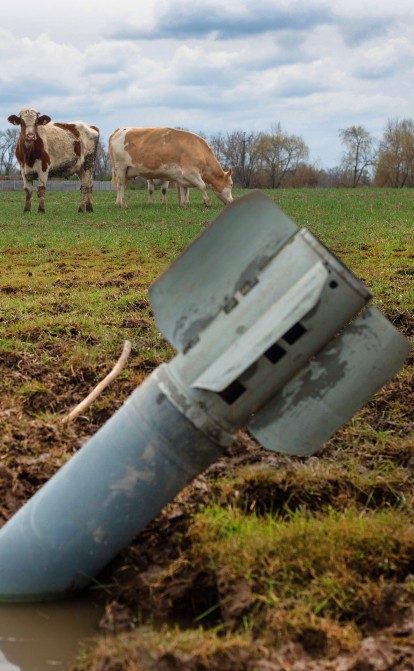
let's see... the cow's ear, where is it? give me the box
[38,115,51,125]
[227,167,232,176]
[7,115,21,126]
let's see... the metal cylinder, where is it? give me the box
[0,372,223,602]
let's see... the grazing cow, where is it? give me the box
[8,108,99,213]
[109,127,232,209]
[147,179,190,207]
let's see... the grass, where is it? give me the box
[275,189,414,312]
[184,505,414,657]
[0,188,215,364]
[0,186,413,669]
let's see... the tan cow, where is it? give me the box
[109,127,232,209]
[8,108,99,213]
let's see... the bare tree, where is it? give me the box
[208,132,227,167]
[283,162,325,188]
[338,125,376,187]
[375,118,414,187]
[94,137,112,179]
[209,130,261,187]
[256,123,309,188]
[0,127,19,175]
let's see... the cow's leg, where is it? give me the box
[147,180,155,203]
[115,189,123,207]
[24,188,32,212]
[116,174,128,209]
[80,183,94,212]
[36,174,48,213]
[22,175,33,213]
[199,185,211,208]
[161,181,169,205]
[79,182,93,213]
[78,170,94,213]
[188,177,211,208]
[37,185,46,213]
[177,185,190,209]
[113,176,122,207]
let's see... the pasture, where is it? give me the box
[0,187,413,669]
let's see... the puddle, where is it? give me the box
[0,597,102,671]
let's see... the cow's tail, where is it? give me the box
[109,152,118,188]
[108,129,119,188]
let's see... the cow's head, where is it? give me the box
[8,109,51,144]
[214,168,233,205]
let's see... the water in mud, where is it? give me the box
[0,597,101,671]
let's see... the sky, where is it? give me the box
[1,0,414,169]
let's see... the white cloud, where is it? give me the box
[1,0,414,167]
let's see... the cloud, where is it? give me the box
[354,37,414,80]
[109,0,334,40]
[2,80,70,111]
[337,16,392,46]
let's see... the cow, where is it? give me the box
[109,127,232,210]
[147,179,190,207]
[8,108,99,213]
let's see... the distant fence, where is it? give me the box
[0,180,115,192]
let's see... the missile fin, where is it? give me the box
[248,306,411,456]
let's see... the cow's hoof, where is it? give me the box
[38,208,45,214]
[86,203,93,212]
[78,205,85,213]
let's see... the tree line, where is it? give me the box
[1,118,414,188]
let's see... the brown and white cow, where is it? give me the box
[109,127,232,209]
[8,108,99,213]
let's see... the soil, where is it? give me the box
[0,312,413,670]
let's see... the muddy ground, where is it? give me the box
[0,310,413,670]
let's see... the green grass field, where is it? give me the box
[0,187,413,669]
[1,187,412,361]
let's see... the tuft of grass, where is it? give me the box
[71,625,253,671]
[213,459,412,515]
[188,506,414,646]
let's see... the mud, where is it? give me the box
[0,598,102,671]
